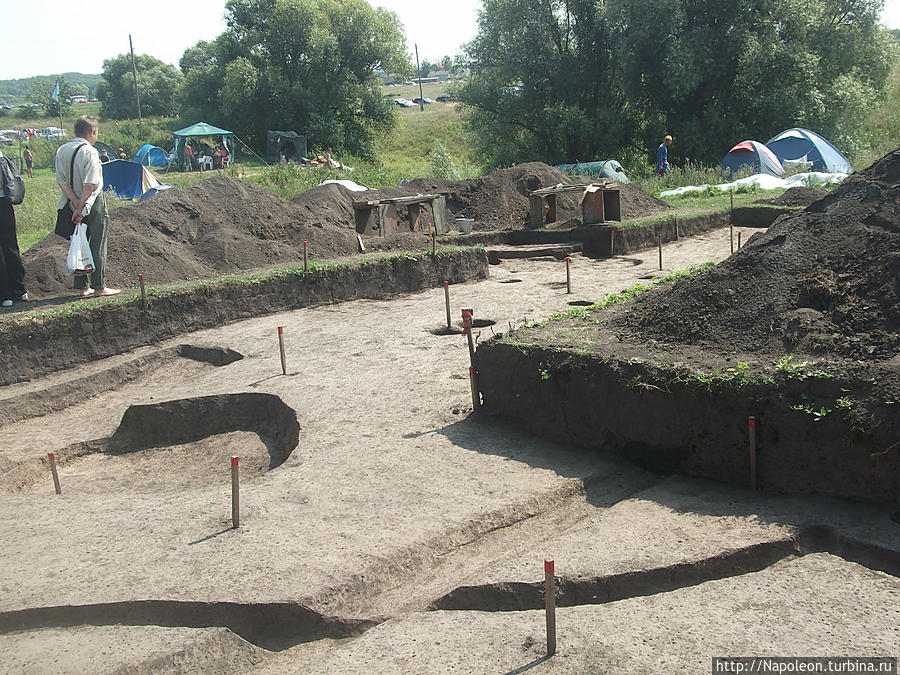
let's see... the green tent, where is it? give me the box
[172,122,235,170]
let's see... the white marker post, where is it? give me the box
[565,257,571,294]
[749,416,757,490]
[48,453,61,495]
[278,326,287,375]
[444,282,451,329]
[545,559,557,656]
[231,456,240,528]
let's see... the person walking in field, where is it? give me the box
[23,146,33,178]
[655,135,673,176]
[54,115,119,298]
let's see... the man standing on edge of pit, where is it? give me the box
[656,134,673,176]
[54,115,120,297]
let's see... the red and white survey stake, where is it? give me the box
[545,559,557,655]
[565,257,571,294]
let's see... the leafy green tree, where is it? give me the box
[30,77,75,117]
[606,0,896,163]
[459,0,896,168]
[96,54,183,119]
[428,141,459,179]
[177,0,411,158]
[457,0,634,167]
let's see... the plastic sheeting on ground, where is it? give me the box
[660,171,847,197]
[318,179,369,191]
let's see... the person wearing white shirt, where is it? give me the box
[54,115,119,297]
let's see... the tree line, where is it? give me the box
[15,0,899,168]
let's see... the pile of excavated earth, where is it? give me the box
[22,162,670,297]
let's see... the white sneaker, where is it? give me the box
[1,300,12,307]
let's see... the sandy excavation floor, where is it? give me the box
[1,225,898,673]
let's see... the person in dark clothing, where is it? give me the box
[0,151,27,307]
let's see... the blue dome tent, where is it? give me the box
[556,160,631,184]
[102,160,162,199]
[766,128,852,174]
[134,143,170,167]
[721,140,785,178]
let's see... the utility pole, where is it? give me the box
[415,44,424,112]
[129,34,142,128]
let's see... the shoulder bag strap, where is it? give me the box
[68,142,88,196]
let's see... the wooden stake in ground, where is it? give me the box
[730,225,734,254]
[674,215,679,240]
[545,559,557,656]
[610,229,616,256]
[658,234,663,270]
[303,241,308,274]
[444,282,451,329]
[431,223,436,257]
[278,326,287,375]
[48,453,61,495]
[462,308,480,411]
[231,456,240,528]
[139,274,146,311]
[565,257,571,294]
[749,416,757,490]
[738,231,742,250]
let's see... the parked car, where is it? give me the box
[435,93,457,102]
[0,134,12,146]
[412,97,434,104]
[393,98,415,108]
[40,127,66,139]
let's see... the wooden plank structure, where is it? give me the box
[528,180,621,228]
[353,193,451,238]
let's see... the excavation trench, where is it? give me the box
[429,526,900,612]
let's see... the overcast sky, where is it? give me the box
[1,0,898,81]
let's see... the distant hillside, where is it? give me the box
[0,73,102,105]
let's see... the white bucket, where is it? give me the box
[456,218,474,234]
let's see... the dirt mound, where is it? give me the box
[24,176,362,295]
[756,186,828,207]
[615,148,900,361]
[23,164,670,298]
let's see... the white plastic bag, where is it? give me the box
[65,223,95,276]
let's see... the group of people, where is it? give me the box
[182,139,230,171]
[99,148,128,163]
[1,114,119,307]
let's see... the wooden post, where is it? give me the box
[303,241,308,274]
[658,234,663,270]
[674,215,679,240]
[610,228,616,256]
[738,231,742,250]
[431,222,436,257]
[545,559,557,656]
[749,417,757,490]
[231,456,240,528]
[565,257,571,294]
[278,326,286,375]
[462,309,479,411]
[444,282,451,329]
[139,274,146,311]
[730,225,734,254]
[48,453,61,495]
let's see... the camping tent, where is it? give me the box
[171,122,234,170]
[134,143,170,167]
[766,128,852,174]
[267,130,307,163]
[102,160,161,199]
[556,160,631,184]
[94,141,119,162]
[721,140,785,178]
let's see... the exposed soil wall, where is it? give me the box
[475,342,899,504]
[0,248,489,386]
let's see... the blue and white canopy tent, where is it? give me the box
[171,122,235,170]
